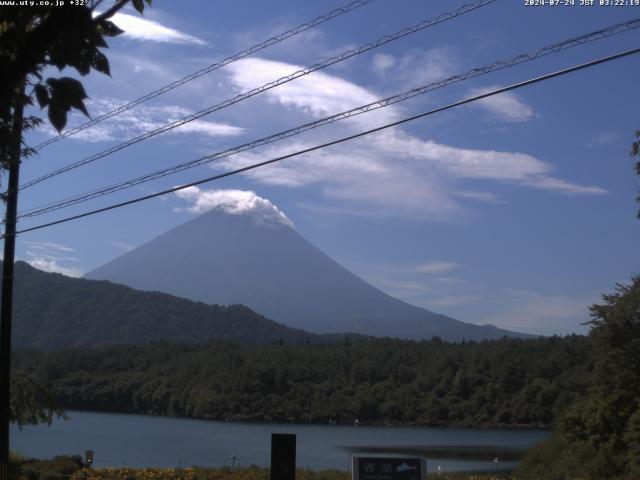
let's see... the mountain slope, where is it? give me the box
[86,207,527,341]
[6,261,319,350]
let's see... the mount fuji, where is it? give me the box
[86,189,527,341]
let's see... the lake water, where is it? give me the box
[11,411,549,473]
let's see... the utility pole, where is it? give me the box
[0,84,25,480]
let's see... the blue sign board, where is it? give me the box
[352,457,426,480]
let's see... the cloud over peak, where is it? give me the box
[174,187,294,228]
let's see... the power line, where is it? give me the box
[17,17,640,219]
[32,0,376,151]
[8,46,639,239]
[18,0,496,192]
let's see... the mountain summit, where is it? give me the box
[86,190,526,341]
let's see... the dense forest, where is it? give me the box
[15,335,592,429]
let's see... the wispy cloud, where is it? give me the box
[587,132,621,146]
[108,12,208,46]
[216,57,606,219]
[523,176,607,195]
[371,48,458,89]
[22,241,82,277]
[371,53,396,77]
[414,261,461,274]
[109,241,135,251]
[174,186,294,228]
[468,85,536,123]
[454,190,507,204]
[25,250,79,262]
[24,241,75,253]
[43,97,245,144]
[394,48,458,87]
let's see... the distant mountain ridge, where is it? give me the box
[5,261,321,350]
[86,205,529,341]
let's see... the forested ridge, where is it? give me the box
[15,335,592,429]
[5,261,323,349]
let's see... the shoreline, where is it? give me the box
[52,408,552,431]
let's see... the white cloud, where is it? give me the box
[25,250,78,262]
[27,257,83,278]
[371,53,396,76]
[108,12,208,46]
[226,58,391,126]
[454,190,506,204]
[48,97,245,143]
[174,186,294,228]
[173,120,246,137]
[24,241,75,252]
[394,48,458,87]
[371,48,459,88]
[22,241,82,277]
[415,261,461,274]
[524,176,607,195]
[468,86,536,122]
[217,57,605,216]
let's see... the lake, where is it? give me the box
[11,411,549,473]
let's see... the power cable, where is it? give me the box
[18,0,496,192]
[32,0,377,150]
[7,46,639,239]
[17,17,640,219]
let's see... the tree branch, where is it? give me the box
[93,0,130,23]
[91,0,107,12]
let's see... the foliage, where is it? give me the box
[10,370,65,427]
[8,459,514,480]
[518,277,640,480]
[0,0,151,131]
[12,454,83,480]
[14,335,593,428]
[0,0,150,183]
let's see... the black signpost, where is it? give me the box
[271,433,296,480]
[353,457,426,480]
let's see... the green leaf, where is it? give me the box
[92,32,109,48]
[98,19,124,37]
[46,77,90,118]
[91,51,110,76]
[132,0,144,14]
[48,102,67,132]
[34,84,49,108]
[74,50,93,76]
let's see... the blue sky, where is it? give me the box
[10,0,640,335]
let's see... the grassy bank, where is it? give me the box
[12,455,515,480]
